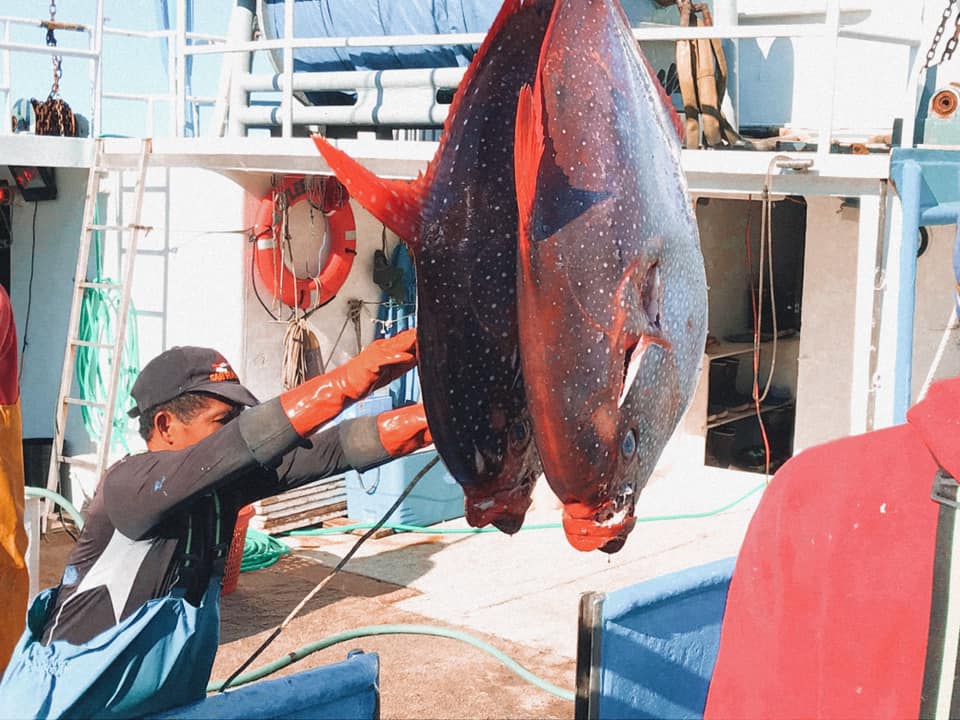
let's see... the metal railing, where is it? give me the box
[193,0,923,163]
[0,2,221,138]
[0,0,927,148]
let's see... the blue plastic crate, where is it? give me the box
[334,393,394,423]
[346,449,464,527]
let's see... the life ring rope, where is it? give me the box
[253,175,357,311]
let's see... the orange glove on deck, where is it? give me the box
[280,329,417,437]
[377,403,432,457]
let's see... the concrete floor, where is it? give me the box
[293,465,766,661]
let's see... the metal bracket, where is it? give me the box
[932,468,959,508]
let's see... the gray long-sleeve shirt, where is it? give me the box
[40,398,390,645]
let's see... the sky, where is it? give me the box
[8,1,233,137]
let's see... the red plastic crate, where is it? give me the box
[222,503,255,595]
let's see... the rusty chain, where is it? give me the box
[924,0,958,69]
[942,3,960,64]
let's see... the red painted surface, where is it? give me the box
[706,378,960,719]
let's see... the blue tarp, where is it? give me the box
[260,0,499,73]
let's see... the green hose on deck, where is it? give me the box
[24,486,84,529]
[240,528,290,572]
[206,623,575,701]
[282,481,767,538]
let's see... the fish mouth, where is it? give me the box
[462,474,538,535]
[560,500,637,553]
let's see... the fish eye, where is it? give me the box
[509,420,529,449]
[621,429,637,457]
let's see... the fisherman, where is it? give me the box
[0,285,28,675]
[0,329,432,717]
[704,373,960,718]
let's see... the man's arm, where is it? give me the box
[103,417,269,539]
[105,333,423,538]
[272,403,433,494]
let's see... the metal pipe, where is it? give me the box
[815,0,842,164]
[0,41,97,59]
[920,202,960,226]
[176,0,188,137]
[91,0,104,138]
[864,181,890,432]
[239,102,450,128]
[227,0,256,137]
[282,0,294,138]
[712,0,739,131]
[185,21,910,59]
[0,15,88,30]
[2,20,10,135]
[892,160,922,422]
[241,67,466,93]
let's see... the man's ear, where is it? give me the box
[153,409,176,446]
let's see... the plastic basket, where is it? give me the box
[345,449,464,527]
[222,504,255,595]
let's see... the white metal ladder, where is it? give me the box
[44,138,152,525]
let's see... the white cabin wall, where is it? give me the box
[794,196,859,452]
[10,168,87,449]
[8,164,387,471]
[94,166,249,455]
[10,166,249,467]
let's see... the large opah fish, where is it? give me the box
[514,0,707,552]
[313,0,553,532]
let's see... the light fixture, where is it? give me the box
[8,165,57,202]
[0,181,11,206]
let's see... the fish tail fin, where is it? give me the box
[312,134,424,245]
[514,83,544,249]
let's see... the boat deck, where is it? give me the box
[37,465,763,719]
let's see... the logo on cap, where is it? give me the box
[209,361,239,383]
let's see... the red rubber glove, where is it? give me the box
[377,403,432,457]
[280,329,417,437]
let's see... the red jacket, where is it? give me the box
[705,377,960,719]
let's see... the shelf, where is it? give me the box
[705,332,799,360]
[706,400,794,429]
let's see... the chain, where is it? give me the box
[925,0,957,69]
[943,4,960,64]
[46,0,62,98]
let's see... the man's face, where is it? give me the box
[148,396,243,452]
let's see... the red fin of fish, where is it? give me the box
[311,135,426,246]
[514,82,543,253]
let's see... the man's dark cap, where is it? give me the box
[127,346,259,418]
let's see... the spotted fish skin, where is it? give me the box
[314,0,553,533]
[514,0,708,552]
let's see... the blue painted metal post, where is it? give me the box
[893,160,921,423]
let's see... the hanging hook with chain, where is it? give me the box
[45,0,63,99]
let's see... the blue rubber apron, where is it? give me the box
[0,496,227,719]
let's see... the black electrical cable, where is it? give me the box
[249,234,279,321]
[219,455,440,692]
[18,201,38,383]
